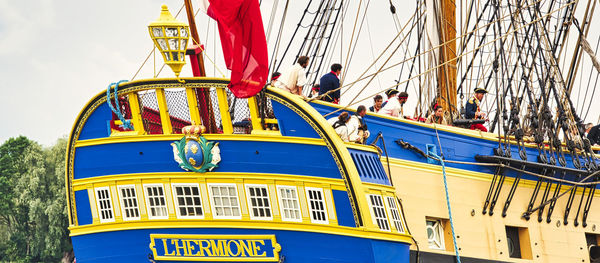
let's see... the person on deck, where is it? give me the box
[327,112,351,142]
[309,84,320,98]
[426,105,450,125]
[348,105,370,144]
[587,124,600,146]
[584,123,593,137]
[380,90,409,118]
[270,72,281,86]
[369,95,383,113]
[319,63,342,104]
[465,87,488,132]
[276,56,309,96]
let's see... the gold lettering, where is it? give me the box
[199,240,212,257]
[191,240,203,256]
[171,239,187,256]
[238,240,253,257]
[185,239,196,256]
[162,239,176,256]
[228,240,241,257]
[210,240,226,256]
[252,240,266,257]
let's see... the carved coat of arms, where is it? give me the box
[171,125,221,172]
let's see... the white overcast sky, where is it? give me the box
[1,0,599,146]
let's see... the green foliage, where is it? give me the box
[0,136,71,262]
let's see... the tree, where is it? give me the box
[0,137,72,262]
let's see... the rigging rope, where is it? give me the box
[316,0,575,118]
[428,145,461,263]
[106,80,133,130]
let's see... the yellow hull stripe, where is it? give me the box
[72,172,347,191]
[75,134,326,148]
[68,220,413,244]
[384,157,600,196]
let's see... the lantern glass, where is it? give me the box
[151,27,163,37]
[157,39,168,51]
[166,27,178,37]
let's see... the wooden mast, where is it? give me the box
[184,0,207,76]
[437,0,458,116]
[183,0,218,133]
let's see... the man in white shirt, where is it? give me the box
[348,105,370,144]
[380,90,409,118]
[275,56,309,96]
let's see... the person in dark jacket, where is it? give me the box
[465,87,488,132]
[319,63,342,103]
[588,124,600,146]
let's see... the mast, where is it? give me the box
[184,0,218,133]
[437,0,458,115]
[184,0,207,76]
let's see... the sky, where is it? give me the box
[0,0,599,146]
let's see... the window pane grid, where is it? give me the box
[96,188,114,222]
[386,196,404,232]
[278,187,301,221]
[145,185,168,219]
[369,194,390,231]
[210,185,241,219]
[119,186,140,220]
[173,185,203,218]
[306,188,328,224]
[247,186,272,220]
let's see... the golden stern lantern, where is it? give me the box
[148,5,190,78]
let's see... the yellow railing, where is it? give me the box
[107,78,279,137]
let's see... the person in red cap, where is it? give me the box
[380,89,409,118]
[466,87,488,132]
[269,72,281,86]
[309,84,320,98]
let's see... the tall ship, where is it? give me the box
[65,1,411,262]
[66,0,600,262]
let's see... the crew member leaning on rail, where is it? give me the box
[465,87,488,132]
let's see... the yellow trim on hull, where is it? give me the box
[74,134,326,148]
[71,172,347,191]
[384,156,600,196]
[68,219,413,244]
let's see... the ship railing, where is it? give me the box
[108,78,279,137]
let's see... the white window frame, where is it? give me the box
[143,183,169,220]
[245,184,273,220]
[94,186,115,223]
[385,196,405,233]
[276,185,302,222]
[426,219,446,250]
[117,185,141,221]
[172,183,204,219]
[207,183,242,220]
[305,187,329,224]
[368,194,390,231]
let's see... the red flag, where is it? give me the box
[205,0,269,98]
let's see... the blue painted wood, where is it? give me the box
[311,102,598,187]
[271,100,320,139]
[78,103,113,140]
[73,140,342,180]
[75,190,93,226]
[349,149,390,185]
[332,190,357,228]
[71,228,410,263]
